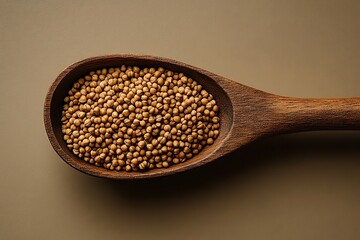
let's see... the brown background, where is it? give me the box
[1,0,360,239]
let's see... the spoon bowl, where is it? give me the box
[44,55,360,179]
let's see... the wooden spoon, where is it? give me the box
[44,55,360,179]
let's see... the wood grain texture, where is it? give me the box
[44,54,360,179]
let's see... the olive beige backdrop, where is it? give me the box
[1,0,360,239]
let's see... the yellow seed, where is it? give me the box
[79,95,87,103]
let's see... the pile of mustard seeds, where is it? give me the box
[61,66,220,172]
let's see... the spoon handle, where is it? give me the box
[273,97,360,133]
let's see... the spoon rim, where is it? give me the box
[44,54,234,179]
